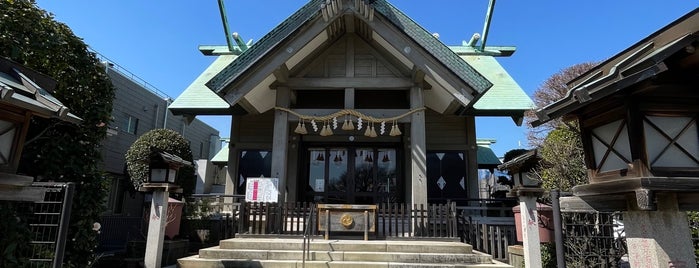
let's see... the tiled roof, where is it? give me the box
[372,1,491,93]
[206,0,491,95]
[206,0,324,93]
[0,57,81,123]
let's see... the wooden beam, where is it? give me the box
[358,14,477,107]
[274,77,412,89]
[284,108,413,123]
[0,186,47,202]
[272,64,290,84]
[223,16,331,107]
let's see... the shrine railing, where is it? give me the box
[236,202,459,239]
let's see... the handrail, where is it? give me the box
[302,203,316,268]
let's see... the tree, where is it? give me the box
[125,129,195,196]
[537,126,587,191]
[524,62,597,192]
[525,62,598,147]
[1,1,115,267]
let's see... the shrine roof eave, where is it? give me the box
[205,0,491,99]
[532,8,699,127]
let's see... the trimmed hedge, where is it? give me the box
[125,129,195,195]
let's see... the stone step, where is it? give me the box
[178,256,513,268]
[197,247,493,264]
[218,238,473,254]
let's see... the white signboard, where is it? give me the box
[245,177,279,203]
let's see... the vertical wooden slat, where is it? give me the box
[408,204,413,237]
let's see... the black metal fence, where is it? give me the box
[26,182,75,268]
[560,211,626,268]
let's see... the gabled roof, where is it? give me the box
[205,0,491,112]
[169,55,235,115]
[0,57,81,124]
[210,145,229,164]
[171,0,534,119]
[533,8,699,126]
[460,55,534,122]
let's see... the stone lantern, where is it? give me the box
[141,148,190,268]
[533,9,699,268]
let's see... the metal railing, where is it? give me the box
[301,203,316,268]
[26,182,75,268]
[90,48,171,100]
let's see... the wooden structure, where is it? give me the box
[0,57,80,201]
[317,204,376,240]
[169,0,532,214]
[534,8,699,268]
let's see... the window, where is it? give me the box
[124,115,138,134]
[643,115,699,169]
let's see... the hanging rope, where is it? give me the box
[274,107,425,123]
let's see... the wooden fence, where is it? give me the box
[457,213,517,262]
[183,197,518,262]
[237,202,459,239]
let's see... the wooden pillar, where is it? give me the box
[409,85,427,208]
[465,115,479,200]
[272,87,290,202]
[225,115,241,196]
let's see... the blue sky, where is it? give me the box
[33,0,697,157]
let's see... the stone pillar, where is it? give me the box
[515,187,544,268]
[624,194,696,268]
[144,190,169,268]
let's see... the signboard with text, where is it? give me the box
[245,177,279,203]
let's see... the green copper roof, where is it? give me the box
[211,145,228,164]
[461,54,534,115]
[206,0,323,93]
[371,1,491,93]
[168,55,235,115]
[206,0,491,95]
[477,145,501,167]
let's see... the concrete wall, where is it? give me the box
[101,66,220,214]
[101,68,220,174]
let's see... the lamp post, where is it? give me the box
[500,149,544,268]
[140,148,190,268]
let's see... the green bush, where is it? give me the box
[2,1,115,266]
[125,129,195,195]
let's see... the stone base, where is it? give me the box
[127,239,189,267]
[508,245,524,268]
[624,210,695,268]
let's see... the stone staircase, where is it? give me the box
[178,237,512,268]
